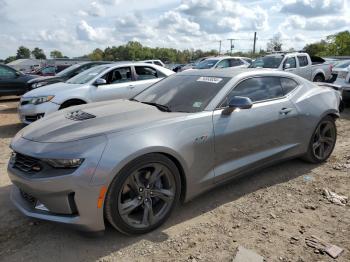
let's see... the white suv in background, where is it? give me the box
[18,63,174,124]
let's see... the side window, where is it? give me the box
[230,59,243,67]
[224,77,284,105]
[154,61,163,66]
[280,78,299,95]
[0,66,16,78]
[135,66,158,80]
[216,59,230,68]
[297,56,308,67]
[284,57,296,68]
[41,66,56,74]
[104,67,132,84]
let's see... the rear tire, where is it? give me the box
[313,74,325,82]
[302,116,337,163]
[105,153,181,235]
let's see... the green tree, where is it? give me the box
[267,34,283,52]
[16,46,31,59]
[31,47,46,59]
[304,40,328,56]
[50,50,64,59]
[88,48,104,61]
[326,31,350,56]
[4,56,17,64]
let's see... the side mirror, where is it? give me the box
[222,96,253,115]
[284,63,291,70]
[15,71,21,77]
[94,78,107,86]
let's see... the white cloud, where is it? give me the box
[76,20,112,42]
[280,0,346,17]
[281,15,350,31]
[175,0,269,33]
[87,1,106,17]
[158,11,202,36]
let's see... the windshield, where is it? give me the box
[56,64,80,77]
[134,75,231,113]
[195,59,219,69]
[66,66,109,84]
[334,60,350,69]
[250,56,283,68]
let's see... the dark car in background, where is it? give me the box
[0,64,38,96]
[27,61,112,90]
[29,65,71,77]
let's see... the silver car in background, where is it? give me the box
[18,62,174,124]
[8,69,340,234]
[195,56,250,69]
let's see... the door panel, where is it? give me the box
[213,99,300,182]
[128,78,160,97]
[91,67,133,102]
[92,82,133,102]
[0,66,22,95]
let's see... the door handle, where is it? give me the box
[128,85,135,89]
[279,108,293,115]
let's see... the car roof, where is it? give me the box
[178,68,301,79]
[92,61,167,68]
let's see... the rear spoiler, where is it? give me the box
[315,82,342,91]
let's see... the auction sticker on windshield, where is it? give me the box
[197,77,223,84]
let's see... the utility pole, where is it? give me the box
[227,38,235,55]
[218,40,222,55]
[253,32,257,54]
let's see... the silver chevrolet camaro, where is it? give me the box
[8,68,341,234]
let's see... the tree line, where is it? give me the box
[4,47,66,64]
[2,31,349,65]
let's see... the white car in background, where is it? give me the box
[194,56,250,70]
[18,63,174,124]
[140,60,165,67]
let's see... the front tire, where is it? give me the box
[302,116,337,163]
[105,154,181,235]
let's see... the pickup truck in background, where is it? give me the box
[250,52,332,82]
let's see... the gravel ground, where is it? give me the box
[0,97,349,262]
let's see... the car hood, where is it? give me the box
[21,100,188,143]
[27,75,59,84]
[23,82,81,98]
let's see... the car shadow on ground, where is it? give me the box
[0,108,18,114]
[0,158,320,261]
[0,97,20,103]
[340,107,350,120]
[0,123,24,139]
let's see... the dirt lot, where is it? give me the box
[0,97,349,262]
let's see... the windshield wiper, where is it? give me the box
[129,98,139,102]
[141,102,172,112]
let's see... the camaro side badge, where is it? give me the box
[195,135,208,143]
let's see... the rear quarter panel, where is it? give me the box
[289,81,339,152]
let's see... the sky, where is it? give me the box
[0,0,349,59]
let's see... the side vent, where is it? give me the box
[66,110,96,121]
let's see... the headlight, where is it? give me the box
[43,158,84,168]
[32,82,48,89]
[29,96,55,105]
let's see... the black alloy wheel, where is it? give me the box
[303,116,337,163]
[105,154,180,234]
